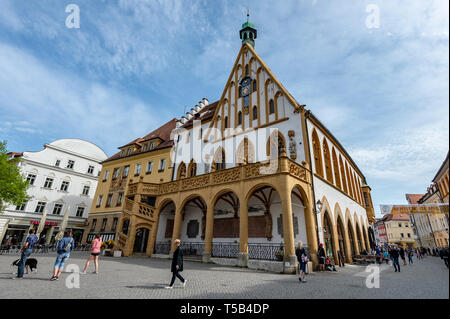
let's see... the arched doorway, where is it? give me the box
[133,228,150,253]
[355,222,363,253]
[154,200,176,255]
[323,212,335,259]
[347,220,356,258]
[337,217,347,264]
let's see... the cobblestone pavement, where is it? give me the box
[0,252,448,299]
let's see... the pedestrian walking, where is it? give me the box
[407,248,413,264]
[399,246,406,266]
[295,241,308,283]
[50,230,74,281]
[317,243,326,272]
[13,229,38,279]
[390,246,401,272]
[165,239,186,289]
[82,234,102,274]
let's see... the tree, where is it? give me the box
[0,141,29,213]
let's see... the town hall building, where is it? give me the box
[88,18,375,273]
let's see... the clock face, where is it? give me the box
[240,77,252,97]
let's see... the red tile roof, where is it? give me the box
[382,214,411,222]
[103,118,178,163]
[405,194,425,205]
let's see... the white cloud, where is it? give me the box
[0,42,158,155]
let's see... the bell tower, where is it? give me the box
[239,11,257,48]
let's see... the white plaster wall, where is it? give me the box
[3,139,107,224]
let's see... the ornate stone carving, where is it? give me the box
[181,175,210,191]
[289,162,307,182]
[159,181,180,195]
[212,167,241,185]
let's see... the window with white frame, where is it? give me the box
[135,164,142,176]
[159,159,166,172]
[43,177,54,189]
[142,143,148,152]
[103,170,109,181]
[67,160,75,169]
[123,166,130,178]
[150,142,156,150]
[82,185,90,196]
[147,161,154,174]
[53,203,63,215]
[127,148,133,156]
[35,201,46,213]
[116,193,123,206]
[113,168,120,179]
[87,165,94,174]
[27,174,37,185]
[106,194,113,207]
[96,195,103,207]
[60,181,70,192]
[76,206,85,217]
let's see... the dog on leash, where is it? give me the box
[12,258,38,274]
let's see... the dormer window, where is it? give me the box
[127,148,133,156]
[142,143,148,152]
[150,142,156,150]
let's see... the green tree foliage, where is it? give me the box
[0,141,29,212]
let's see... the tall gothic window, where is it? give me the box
[177,162,186,180]
[339,155,348,194]
[238,111,242,125]
[188,160,197,177]
[253,106,258,120]
[323,138,333,184]
[269,99,275,114]
[312,129,323,177]
[332,148,341,189]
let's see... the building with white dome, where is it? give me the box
[0,139,108,246]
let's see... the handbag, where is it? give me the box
[63,238,73,252]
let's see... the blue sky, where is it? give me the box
[0,0,448,215]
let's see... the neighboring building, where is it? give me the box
[114,18,375,272]
[433,151,449,203]
[0,139,108,245]
[82,119,177,252]
[381,213,417,248]
[405,152,450,249]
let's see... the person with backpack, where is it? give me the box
[50,229,74,281]
[13,229,38,279]
[165,239,186,289]
[295,241,308,283]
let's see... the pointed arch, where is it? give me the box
[211,147,226,172]
[323,138,333,184]
[266,130,286,158]
[345,162,353,198]
[273,91,282,121]
[339,155,348,194]
[176,162,186,180]
[312,129,324,177]
[332,148,341,190]
[187,159,197,178]
[236,137,256,165]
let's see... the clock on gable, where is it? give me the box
[239,77,253,109]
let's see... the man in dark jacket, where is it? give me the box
[390,246,401,272]
[165,239,186,289]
